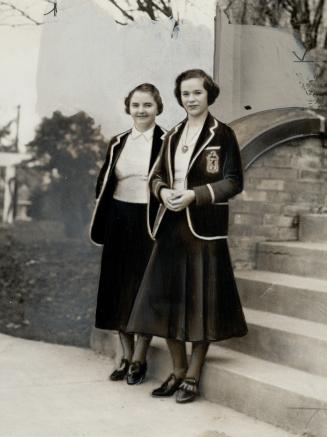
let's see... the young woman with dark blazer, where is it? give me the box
[90,83,165,385]
[127,70,247,402]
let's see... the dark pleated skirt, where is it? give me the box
[95,199,153,332]
[127,210,248,342]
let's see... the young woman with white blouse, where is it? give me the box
[90,83,165,385]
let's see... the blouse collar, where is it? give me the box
[130,125,155,142]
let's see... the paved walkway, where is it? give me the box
[0,333,297,437]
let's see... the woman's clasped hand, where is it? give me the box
[160,188,195,211]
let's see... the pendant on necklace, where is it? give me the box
[182,145,189,154]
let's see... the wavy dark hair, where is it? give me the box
[124,83,163,115]
[174,69,220,107]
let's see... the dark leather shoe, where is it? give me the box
[175,377,199,403]
[126,361,147,385]
[109,358,129,381]
[151,373,183,397]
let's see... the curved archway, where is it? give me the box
[229,108,327,170]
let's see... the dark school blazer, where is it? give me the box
[90,124,166,245]
[148,113,243,240]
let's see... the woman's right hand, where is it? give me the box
[160,188,178,210]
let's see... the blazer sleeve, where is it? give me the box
[149,136,169,201]
[193,127,244,206]
[95,137,115,199]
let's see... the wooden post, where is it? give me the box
[3,165,16,224]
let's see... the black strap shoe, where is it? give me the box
[151,373,183,397]
[109,358,130,381]
[175,377,199,403]
[126,361,147,385]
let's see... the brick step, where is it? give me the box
[299,214,327,243]
[235,270,327,324]
[257,241,327,279]
[221,308,327,377]
[91,328,327,437]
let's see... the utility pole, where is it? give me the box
[14,105,20,152]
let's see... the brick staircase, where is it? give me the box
[224,213,327,436]
[91,213,327,436]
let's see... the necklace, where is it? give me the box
[181,123,202,154]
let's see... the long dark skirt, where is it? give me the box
[127,210,248,342]
[95,199,153,332]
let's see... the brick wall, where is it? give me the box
[229,137,327,269]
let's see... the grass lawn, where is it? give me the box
[0,220,101,347]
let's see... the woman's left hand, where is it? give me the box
[167,190,195,211]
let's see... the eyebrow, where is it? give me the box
[182,89,203,92]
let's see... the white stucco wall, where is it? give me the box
[36,0,216,137]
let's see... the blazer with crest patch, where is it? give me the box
[147,113,243,240]
[90,124,165,245]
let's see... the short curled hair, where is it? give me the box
[124,83,163,115]
[174,69,220,107]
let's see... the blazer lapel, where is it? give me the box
[188,113,219,172]
[110,130,130,169]
[148,125,164,172]
[94,129,130,208]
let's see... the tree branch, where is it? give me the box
[106,0,135,21]
[310,0,324,49]
[136,0,156,20]
[224,0,238,11]
[158,0,172,16]
[152,0,172,17]
[0,22,39,27]
[241,0,247,24]
[0,1,41,25]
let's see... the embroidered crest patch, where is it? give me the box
[206,150,219,173]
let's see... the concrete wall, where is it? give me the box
[212,7,316,123]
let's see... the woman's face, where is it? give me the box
[129,91,158,131]
[180,77,208,118]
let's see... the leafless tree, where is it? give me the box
[223,0,326,49]
[0,1,41,26]
[105,0,172,25]
[0,0,172,27]
[0,1,59,27]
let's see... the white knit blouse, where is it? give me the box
[113,126,154,204]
